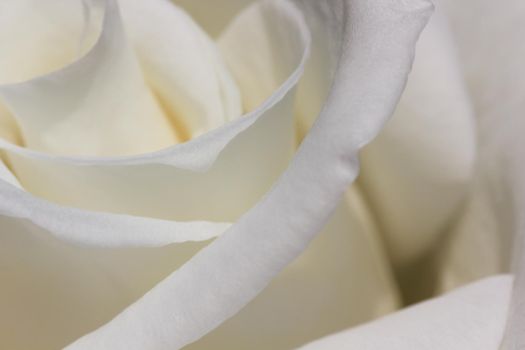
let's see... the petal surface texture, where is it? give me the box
[359,8,476,266]
[0,0,179,156]
[65,0,433,349]
[297,276,512,350]
[432,1,525,348]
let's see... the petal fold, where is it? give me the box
[0,0,178,156]
[66,1,433,348]
[297,276,512,350]
[359,9,476,265]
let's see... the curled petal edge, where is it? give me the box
[66,0,434,349]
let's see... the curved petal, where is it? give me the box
[118,0,242,137]
[0,159,21,188]
[173,0,256,38]
[184,187,399,350]
[0,0,308,239]
[433,1,525,347]
[297,276,512,350]
[435,0,524,290]
[0,104,20,145]
[0,179,228,247]
[358,9,476,266]
[66,1,433,348]
[502,156,525,350]
[0,0,92,83]
[0,0,179,156]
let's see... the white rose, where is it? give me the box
[0,1,522,350]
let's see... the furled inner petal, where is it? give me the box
[0,0,98,83]
[434,2,525,346]
[0,0,98,146]
[0,0,303,239]
[0,1,312,348]
[0,0,178,156]
[0,0,242,156]
[218,1,304,113]
[118,0,242,138]
[0,104,20,145]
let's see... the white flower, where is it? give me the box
[0,0,522,349]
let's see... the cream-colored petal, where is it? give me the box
[297,276,512,350]
[0,0,178,156]
[0,178,228,247]
[118,0,241,137]
[0,2,308,347]
[66,1,432,348]
[0,158,21,188]
[433,1,525,347]
[291,0,341,138]
[358,9,476,266]
[184,187,399,350]
[0,103,20,145]
[0,0,306,238]
[218,0,307,113]
[0,0,92,83]
[173,0,256,38]
[0,214,211,349]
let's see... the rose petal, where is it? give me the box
[358,8,476,266]
[0,0,306,235]
[433,1,525,346]
[173,0,256,38]
[218,0,306,113]
[297,276,512,350]
[0,0,317,347]
[435,0,525,289]
[183,187,399,350]
[0,158,21,188]
[0,103,20,145]
[0,0,179,156]
[66,1,432,348]
[118,0,242,137]
[0,213,213,349]
[0,0,95,83]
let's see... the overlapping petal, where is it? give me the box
[119,0,242,138]
[358,9,476,266]
[66,0,433,348]
[433,0,525,347]
[0,0,303,236]
[297,276,512,350]
[0,0,178,156]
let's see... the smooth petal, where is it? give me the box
[173,0,256,38]
[358,9,476,266]
[297,276,512,350]
[435,0,524,288]
[0,0,178,156]
[0,213,213,349]
[118,0,242,137]
[0,104,20,145]
[184,187,399,350]
[502,151,525,350]
[0,0,93,83]
[433,1,525,346]
[0,0,303,234]
[66,1,432,348]
[0,0,310,348]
